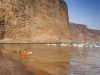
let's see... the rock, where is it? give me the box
[69,22,100,43]
[0,0,69,43]
[0,0,100,43]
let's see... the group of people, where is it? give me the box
[15,48,32,63]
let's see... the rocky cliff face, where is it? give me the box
[69,23,100,43]
[0,0,100,43]
[0,0,69,43]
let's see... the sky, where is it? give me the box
[65,0,100,30]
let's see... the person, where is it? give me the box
[21,50,28,63]
[16,48,19,54]
[15,48,19,61]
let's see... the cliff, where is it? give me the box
[0,0,100,43]
[0,0,69,43]
[69,23,100,43]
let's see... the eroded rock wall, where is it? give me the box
[0,0,69,43]
[69,23,100,43]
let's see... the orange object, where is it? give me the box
[21,50,28,64]
[21,50,28,58]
